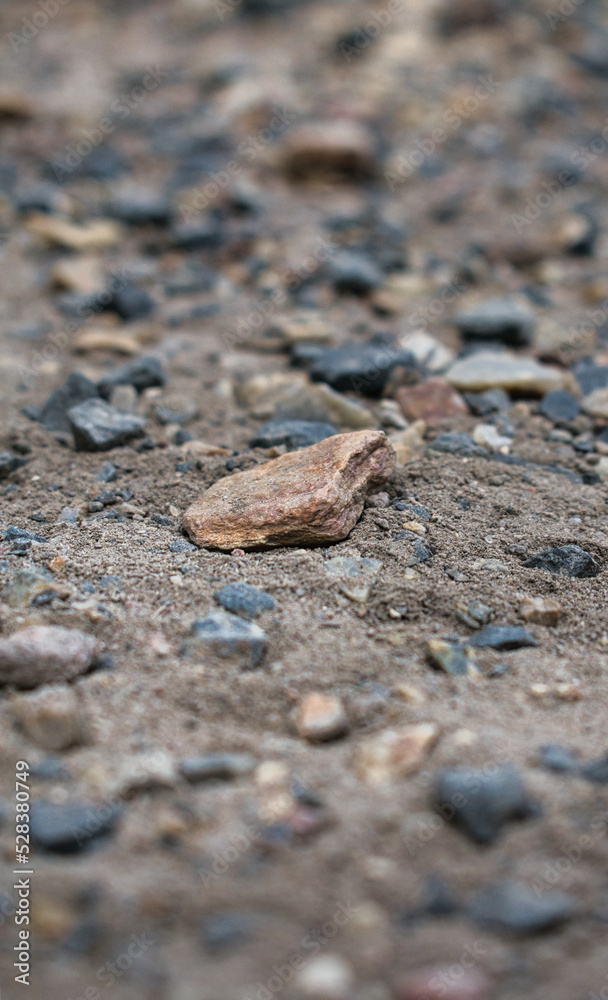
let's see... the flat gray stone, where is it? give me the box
[435,766,538,844]
[67,398,146,452]
[213,583,275,619]
[523,544,599,578]
[470,882,574,932]
[189,611,266,668]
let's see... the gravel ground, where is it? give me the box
[1,1,608,998]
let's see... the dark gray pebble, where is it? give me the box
[67,398,146,452]
[468,625,537,651]
[214,582,275,619]
[38,372,99,433]
[250,419,337,450]
[538,390,581,426]
[523,544,599,578]
[97,357,167,399]
[430,432,486,457]
[455,296,534,347]
[470,881,574,932]
[435,765,538,844]
[30,801,120,853]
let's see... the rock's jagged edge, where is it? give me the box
[182,430,395,551]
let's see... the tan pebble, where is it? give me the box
[50,257,104,294]
[73,329,140,355]
[293,954,354,1000]
[0,87,36,119]
[556,682,581,701]
[356,724,439,784]
[148,632,173,657]
[389,420,426,466]
[183,430,394,551]
[297,692,348,742]
[30,897,75,942]
[255,760,290,787]
[392,683,426,706]
[47,556,66,575]
[179,440,231,457]
[529,683,550,698]
[26,213,123,251]
[394,965,492,1000]
[519,596,562,626]
[13,684,83,750]
[401,521,426,535]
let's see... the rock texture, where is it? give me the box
[0,626,98,688]
[182,430,395,551]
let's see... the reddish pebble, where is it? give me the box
[394,966,492,1000]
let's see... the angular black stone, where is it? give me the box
[0,453,28,479]
[30,801,120,853]
[214,582,276,619]
[328,251,383,295]
[464,388,511,417]
[38,372,99,433]
[3,526,46,544]
[470,882,574,932]
[391,500,431,521]
[455,297,534,347]
[249,419,337,450]
[538,390,581,426]
[97,357,167,399]
[108,197,172,227]
[429,432,486,457]
[523,544,599,578]
[67,398,146,452]
[468,625,537,651]
[309,343,417,397]
[435,765,538,844]
[109,283,155,321]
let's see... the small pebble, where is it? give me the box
[293,954,354,1000]
[519,596,562,626]
[297,692,349,742]
[523,544,599,578]
[470,881,574,932]
[189,612,267,668]
[0,626,98,688]
[214,582,275,619]
[435,766,537,844]
[13,684,83,750]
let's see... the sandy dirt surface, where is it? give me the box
[1,1,608,998]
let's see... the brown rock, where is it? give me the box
[519,596,562,626]
[297,693,348,742]
[13,684,83,750]
[394,966,492,1000]
[0,626,98,689]
[183,430,394,551]
[396,379,467,424]
[356,724,440,784]
[281,120,377,179]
